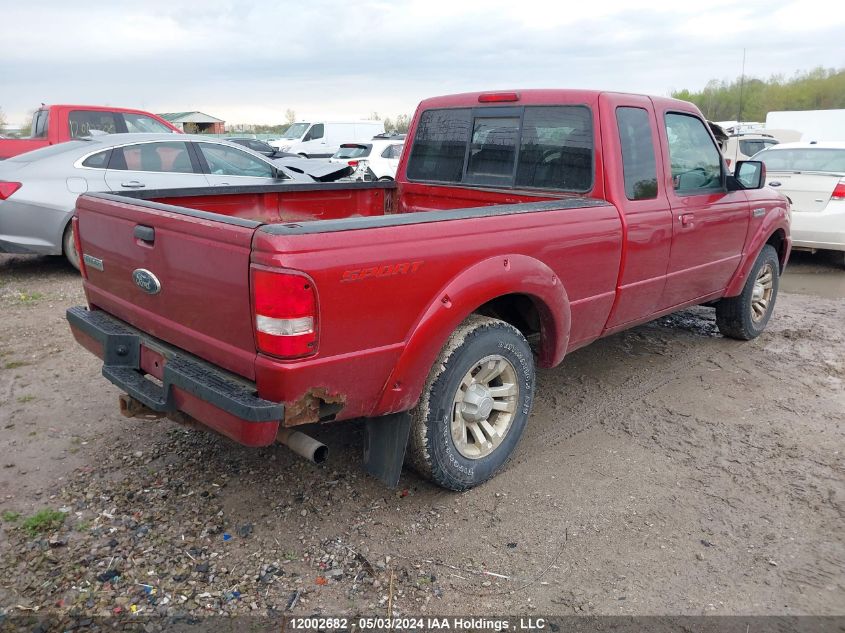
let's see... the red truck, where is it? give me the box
[66,89,790,490]
[0,105,180,159]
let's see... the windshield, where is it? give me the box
[755,147,845,173]
[281,123,310,139]
[7,140,90,163]
[333,144,371,159]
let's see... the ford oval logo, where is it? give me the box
[132,269,162,295]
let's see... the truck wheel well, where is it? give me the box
[474,294,541,342]
[766,229,787,272]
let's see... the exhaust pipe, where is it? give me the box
[277,428,328,464]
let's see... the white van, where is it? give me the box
[270,121,385,157]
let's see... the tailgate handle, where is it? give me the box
[134,225,155,243]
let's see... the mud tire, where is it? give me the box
[406,315,535,491]
[716,245,779,340]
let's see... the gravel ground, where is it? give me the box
[0,250,843,629]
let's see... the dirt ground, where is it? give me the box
[0,250,843,623]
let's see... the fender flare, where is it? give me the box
[724,206,790,297]
[372,254,570,415]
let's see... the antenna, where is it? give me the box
[737,48,746,124]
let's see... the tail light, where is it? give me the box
[0,182,21,200]
[726,158,732,168]
[251,266,318,359]
[832,182,845,200]
[347,160,359,167]
[72,216,88,279]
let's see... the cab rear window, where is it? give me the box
[407,106,593,192]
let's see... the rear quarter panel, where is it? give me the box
[252,202,622,419]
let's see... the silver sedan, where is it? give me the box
[0,133,349,269]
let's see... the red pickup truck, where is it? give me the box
[0,105,180,159]
[66,89,790,490]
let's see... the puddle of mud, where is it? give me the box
[782,251,845,299]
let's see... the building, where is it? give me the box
[158,111,225,134]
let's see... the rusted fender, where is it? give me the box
[373,254,570,415]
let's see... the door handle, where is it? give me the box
[121,181,145,188]
[679,213,695,226]
[134,225,155,243]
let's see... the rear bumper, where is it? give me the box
[790,201,845,251]
[66,306,284,446]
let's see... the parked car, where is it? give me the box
[0,134,351,269]
[0,105,181,160]
[66,89,789,492]
[329,138,405,180]
[269,121,385,157]
[226,137,297,159]
[752,141,845,266]
[723,133,780,167]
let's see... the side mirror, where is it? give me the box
[734,160,766,189]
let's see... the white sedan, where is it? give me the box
[753,142,845,267]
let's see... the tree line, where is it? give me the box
[672,67,845,122]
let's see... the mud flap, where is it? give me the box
[363,412,411,488]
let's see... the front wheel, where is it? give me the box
[715,244,780,340]
[62,223,80,271]
[406,315,535,490]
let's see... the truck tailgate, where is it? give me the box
[75,193,260,380]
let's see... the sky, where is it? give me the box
[1,0,844,127]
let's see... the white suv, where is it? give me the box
[329,137,405,181]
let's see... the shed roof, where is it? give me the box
[158,111,224,124]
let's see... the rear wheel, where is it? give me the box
[62,223,80,271]
[406,315,535,490]
[715,245,779,340]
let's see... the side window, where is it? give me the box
[407,108,471,183]
[616,107,658,200]
[515,106,593,191]
[109,142,195,173]
[31,110,49,138]
[197,143,276,178]
[303,124,324,141]
[664,113,722,194]
[69,110,121,137]
[82,149,112,169]
[466,117,520,183]
[122,113,174,134]
[381,144,402,159]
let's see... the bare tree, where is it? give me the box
[285,109,297,125]
[0,107,7,132]
[368,111,381,121]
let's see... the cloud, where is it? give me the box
[0,0,842,125]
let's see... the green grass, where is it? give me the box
[21,509,66,536]
[3,361,29,370]
[16,395,34,404]
[13,291,44,304]
[1,511,21,523]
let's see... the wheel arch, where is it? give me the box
[372,254,570,416]
[725,207,791,298]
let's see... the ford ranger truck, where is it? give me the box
[66,90,791,490]
[0,105,180,159]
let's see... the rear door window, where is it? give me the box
[109,142,195,173]
[82,149,112,169]
[616,107,658,200]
